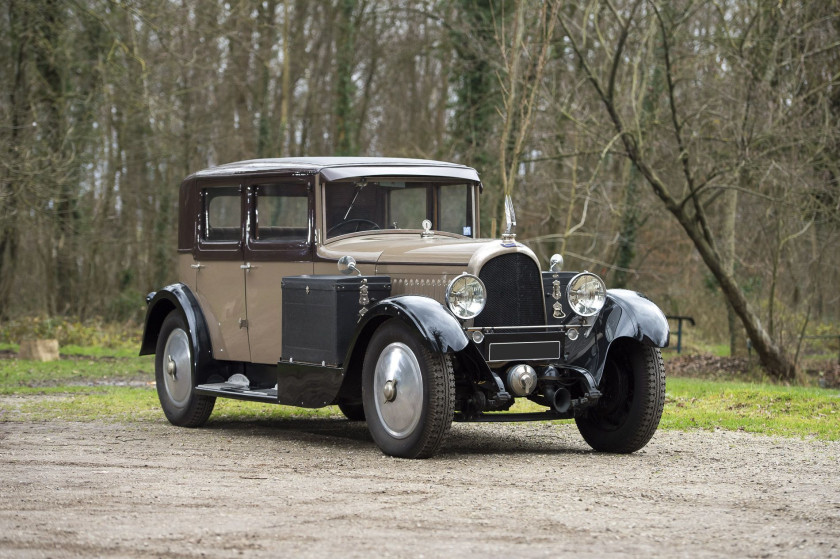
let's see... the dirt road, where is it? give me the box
[1,418,838,558]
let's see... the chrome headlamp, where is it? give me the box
[445,274,486,320]
[567,272,606,317]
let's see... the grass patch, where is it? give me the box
[662,377,840,440]
[0,353,153,392]
[508,377,840,440]
[0,317,141,350]
[60,344,142,359]
[0,386,342,423]
[1,387,161,422]
[211,399,341,421]
[2,345,839,441]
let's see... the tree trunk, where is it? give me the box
[722,172,746,356]
[256,0,278,158]
[334,0,357,156]
[33,0,78,315]
[279,0,292,155]
[0,0,27,319]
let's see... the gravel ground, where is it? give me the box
[0,418,838,558]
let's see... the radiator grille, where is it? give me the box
[474,253,545,327]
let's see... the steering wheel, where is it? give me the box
[328,218,381,236]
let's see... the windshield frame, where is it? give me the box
[321,177,479,242]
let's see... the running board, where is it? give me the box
[454,412,566,423]
[195,382,278,403]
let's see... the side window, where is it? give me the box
[438,184,472,236]
[203,187,241,242]
[253,184,309,242]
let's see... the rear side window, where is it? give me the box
[204,187,240,242]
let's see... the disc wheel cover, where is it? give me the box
[373,342,424,439]
[162,327,192,408]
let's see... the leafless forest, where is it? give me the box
[1,1,838,377]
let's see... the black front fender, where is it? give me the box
[352,295,469,355]
[602,289,669,348]
[567,289,669,385]
[337,295,502,399]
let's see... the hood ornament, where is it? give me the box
[549,253,564,272]
[501,194,517,245]
[421,219,434,238]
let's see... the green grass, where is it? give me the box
[1,342,140,359]
[2,347,838,440]
[661,377,839,439]
[0,346,342,422]
[0,353,153,392]
[0,387,340,422]
[511,377,840,440]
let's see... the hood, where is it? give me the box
[319,231,542,272]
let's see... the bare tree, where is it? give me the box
[557,0,840,379]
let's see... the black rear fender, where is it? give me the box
[139,283,225,384]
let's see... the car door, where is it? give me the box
[193,181,251,362]
[244,179,314,364]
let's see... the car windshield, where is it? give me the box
[324,180,475,239]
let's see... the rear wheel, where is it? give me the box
[155,310,215,427]
[362,319,454,458]
[576,340,665,453]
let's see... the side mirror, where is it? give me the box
[338,255,361,276]
[549,254,563,272]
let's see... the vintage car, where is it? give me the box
[140,157,668,458]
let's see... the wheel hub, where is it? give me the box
[383,379,397,402]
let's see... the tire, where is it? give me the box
[362,319,455,459]
[155,310,215,427]
[575,340,665,453]
[338,401,366,421]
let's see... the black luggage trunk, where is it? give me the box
[281,275,392,366]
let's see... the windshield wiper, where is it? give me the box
[343,178,367,220]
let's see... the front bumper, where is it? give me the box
[466,325,589,363]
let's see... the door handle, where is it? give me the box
[190,263,204,269]
[240,263,254,270]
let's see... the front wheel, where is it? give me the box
[337,401,366,421]
[575,340,665,453]
[362,319,454,458]
[155,310,215,427]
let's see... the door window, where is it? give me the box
[253,185,309,242]
[246,182,312,260]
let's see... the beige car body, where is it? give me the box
[142,157,669,459]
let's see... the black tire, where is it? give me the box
[338,401,366,421]
[155,310,215,427]
[362,319,454,459]
[575,340,665,453]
